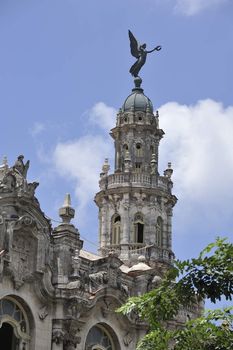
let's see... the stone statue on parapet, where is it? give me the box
[128,30,161,78]
[13,155,30,178]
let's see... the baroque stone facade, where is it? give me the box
[0,79,201,349]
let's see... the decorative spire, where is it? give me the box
[59,193,75,224]
[64,193,71,207]
[155,110,159,128]
[2,156,8,167]
[0,156,8,169]
[164,162,173,179]
[102,158,110,175]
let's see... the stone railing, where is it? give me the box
[103,244,174,263]
[99,172,169,191]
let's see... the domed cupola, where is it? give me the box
[122,77,153,113]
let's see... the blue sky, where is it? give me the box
[1,0,233,270]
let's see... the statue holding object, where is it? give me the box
[13,155,30,179]
[128,30,161,78]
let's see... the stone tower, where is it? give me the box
[95,77,177,268]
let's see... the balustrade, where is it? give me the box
[103,172,168,190]
[105,243,173,263]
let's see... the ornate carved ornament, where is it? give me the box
[88,270,109,294]
[132,192,147,210]
[123,332,133,346]
[63,319,82,349]
[64,298,88,319]
[108,194,122,211]
[52,329,65,345]
[0,213,49,290]
[38,304,49,321]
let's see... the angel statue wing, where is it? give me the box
[128,30,140,58]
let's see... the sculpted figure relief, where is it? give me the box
[129,30,161,78]
[0,172,16,192]
[89,270,108,293]
[13,155,30,178]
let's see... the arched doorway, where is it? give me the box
[85,323,120,350]
[0,297,31,349]
[0,323,19,349]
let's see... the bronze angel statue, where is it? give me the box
[128,30,161,78]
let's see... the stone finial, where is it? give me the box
[2,156,8,168]
[63,193,71,207]
[134,76,142,89]
[155,110,159,128]
[150,153,157,174]
[164,162,173,179]
[102,158,110,175]
[59,193,75,224]
[138,255,146,263]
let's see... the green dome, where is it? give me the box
[122,89,153,113]
[122,78,153,113]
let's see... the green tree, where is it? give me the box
[117,238,233,350]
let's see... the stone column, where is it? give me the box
[98,210,102,248]
[166,207,173,250]
[100,200,109,254]
[120,194,130,261]
[115,140,121,171]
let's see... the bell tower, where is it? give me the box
[95,77,177,267]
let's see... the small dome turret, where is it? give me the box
[122,77,153,113]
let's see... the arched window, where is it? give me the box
[85,324,118,350]
[111,215,121,245]
[138,113,143,122]
[0,297,31,350]
[150,145,155,156]
[156,217,163,247]
[133,213,144,244]
[135,143,143,157]
[123,144,128,156]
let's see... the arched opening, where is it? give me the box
[0,296,31,350]
[123,144,129,160]
[135,143,143,157]
[156,217,163,247]
[111,215,121,245]
[137,113,143,122]
[85,323,120,350]
[0,323,19,350]
[150,145,155,156]
[135,162,142,172]
[133,213,144,244]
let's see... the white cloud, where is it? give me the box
[29,122,45,136]
[52,102,115,226]
[174,0,229,16]
[88,102,116,131]
[159,99,233,232]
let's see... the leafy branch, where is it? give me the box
[117,238,233,350]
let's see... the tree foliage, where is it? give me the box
[117,238,233,350]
